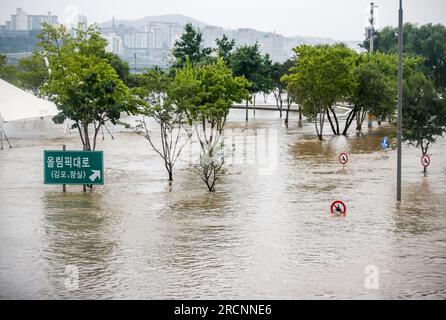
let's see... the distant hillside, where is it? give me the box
[99,14,205,29]
[99,14,341,46]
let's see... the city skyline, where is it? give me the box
[1,7,345,69]
[1,0,446,41]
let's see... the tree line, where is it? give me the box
[0,22,445,190]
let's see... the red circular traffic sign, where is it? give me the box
[421,154,431,167]
[339,152,348,165]
[330,201,347,215]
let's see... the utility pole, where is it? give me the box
[367,2,378,128]
[397,0,403,201]
[368,2,378,53]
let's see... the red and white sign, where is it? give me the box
[339,152,349,165]
[421,154,431,168]
[330,201,347,215]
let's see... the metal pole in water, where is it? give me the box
[62,145,66,192]
[397,0,403,201]
[368,2,378,128]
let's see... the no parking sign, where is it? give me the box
[339,152,348,166]
[421,154,431,168]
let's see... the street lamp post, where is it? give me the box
[397,0,403,201]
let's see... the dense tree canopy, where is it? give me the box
[402,70,446,162]
[348,53,396,132]
[363,23,446,90]
[283,45,355,140]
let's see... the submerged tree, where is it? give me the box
[186,58,250,192]
[131,66,197,182]
[230,43,263,121]
[271,59,295,123]
[347,60,395,133]
[403,71,446,173]
[39,23,134,151]
[283,45,354,140]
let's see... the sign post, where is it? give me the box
[62,145,66,192]
[44,150,104,188]
[381,136,389,150]
[339,152,349,169]
[421,154,430,173]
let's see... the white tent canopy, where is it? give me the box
[0,78,58,122]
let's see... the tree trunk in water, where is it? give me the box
[298,105,302,121]
[279,99,283,118]
[368,112,373,128]
[356,108,365,132]
[342,108,356,135]
[329,106,340,135]
[326,109,337,135]
[245,100,249,122]
[285,106,290,125]
[253,95,256,116]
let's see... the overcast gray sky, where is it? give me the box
[1,0,445,40]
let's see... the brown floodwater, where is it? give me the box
[0,109,445,299]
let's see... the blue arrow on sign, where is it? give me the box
[381,136,389,149]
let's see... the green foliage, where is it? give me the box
[0,54,19,85]
[285,45,355,117]
[38,23,134,151]
[215,34,235,64]
[171,23,213,69]
[349,53,397,130]
[176,58,249,191]
[194,58,250,125]
[364,23,446,90]
[257,54,275,96]
[16,53,48,97]
[103,52,131,85]
[402,71,446,154]
[230,43,264,95]
[271,60,293,93]
[283,45,355,139]
[131,67,193,181]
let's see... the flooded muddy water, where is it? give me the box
[0,109,445,299]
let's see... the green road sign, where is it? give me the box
[44,150,104,185]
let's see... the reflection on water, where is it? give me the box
[41,192,118,299]
[0,110,445,299]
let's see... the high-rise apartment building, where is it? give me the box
[2,8,59,32]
